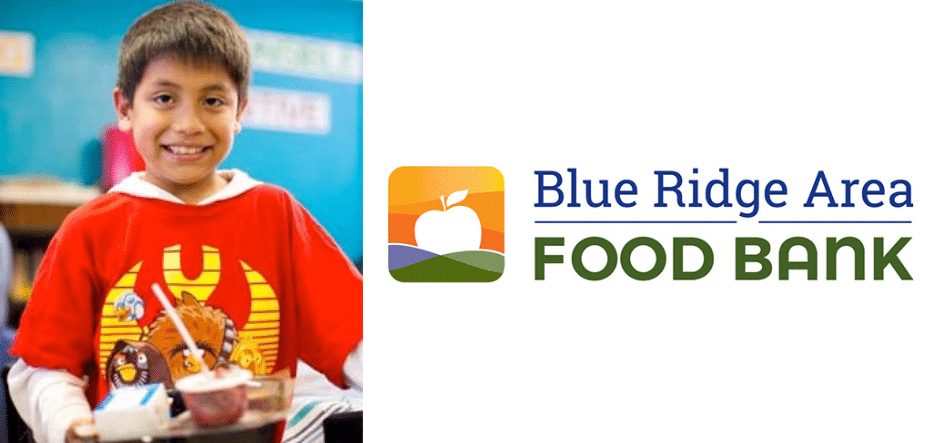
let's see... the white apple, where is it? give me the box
[414,190,482,255]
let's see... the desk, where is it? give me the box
[0,178,100,236]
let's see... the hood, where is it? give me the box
[107,169,262,205]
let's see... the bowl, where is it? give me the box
[174,366,253,427]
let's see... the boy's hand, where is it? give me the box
[65,417,98,443]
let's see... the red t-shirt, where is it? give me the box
[10,184,362,407]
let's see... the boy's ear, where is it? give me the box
[113,87,133,132]
[234,97,249,134]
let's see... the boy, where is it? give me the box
[6,2,363,442]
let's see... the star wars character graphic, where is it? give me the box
[229,337,268,376]
[97,245,282,387]
[143,291,238,381]
[112,291,145,322]
[104,340,173,389]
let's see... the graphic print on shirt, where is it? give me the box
[112,291,145,322]
[97,244,281,389]
[142,291,238,381]
[105,340,173,389]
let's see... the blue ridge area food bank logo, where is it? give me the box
[388,167,504,282]
[530,167,914,281]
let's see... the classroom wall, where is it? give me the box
[0,0,363,262]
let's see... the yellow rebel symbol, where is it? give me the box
[238,261,280,372]
[163,244,220,302]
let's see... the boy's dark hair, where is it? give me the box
[117,0,250,107]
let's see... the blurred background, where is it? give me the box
[0,2,362,433]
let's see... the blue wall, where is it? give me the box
[0,0,363,262]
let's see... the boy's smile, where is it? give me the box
[114,53,246,203]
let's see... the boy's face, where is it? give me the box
[114,53,246,196]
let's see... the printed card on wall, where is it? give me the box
[0,31,34,77]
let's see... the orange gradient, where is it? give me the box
[389,167,504,254]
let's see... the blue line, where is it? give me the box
[535,220,912,224]
[758,220,911,224]
[140,384,157,405]
[535,220,737,224]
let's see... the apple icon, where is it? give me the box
[414,189,482,255]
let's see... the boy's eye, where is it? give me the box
[153,94,173,105]
[204,97,226,107]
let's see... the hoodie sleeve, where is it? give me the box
[286,194,363,388]
[7,359,93,443]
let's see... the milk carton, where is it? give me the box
[93,383,170,441]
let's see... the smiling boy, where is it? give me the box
[119,52,243,203]
[6,2,363,442]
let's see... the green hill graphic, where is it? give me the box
[390,251,504,282]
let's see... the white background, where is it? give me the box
[364,2,929,442]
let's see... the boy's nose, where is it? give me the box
[172,106,206,134]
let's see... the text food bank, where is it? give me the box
[534,237,912,281]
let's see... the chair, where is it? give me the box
[2,365,35,443]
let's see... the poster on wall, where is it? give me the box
[246,29,362,84]
[241,87,331,135]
